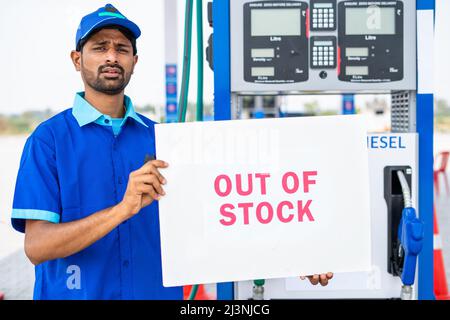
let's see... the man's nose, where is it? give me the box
[105,47,119,63]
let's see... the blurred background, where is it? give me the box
[0,0,449,299]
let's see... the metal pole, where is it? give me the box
[164,0,179,123]
[416,0,435,300]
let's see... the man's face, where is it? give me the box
[74,28,138,95]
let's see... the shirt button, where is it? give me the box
[123,260,129,268]
[104,119,110,124]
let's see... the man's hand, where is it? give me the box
[119,160,168,217]
[300,272,334,286]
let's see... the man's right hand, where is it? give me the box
[119,160,169,218]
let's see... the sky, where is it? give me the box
[0,0,449,115]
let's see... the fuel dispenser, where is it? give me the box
[180,0,434,300]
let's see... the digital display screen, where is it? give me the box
[252,67,275,77]
[346,47,369,57]
[314,3,332,8]
[315,41,333,46]
[346,66,369,76]
[251,9,301,36]
[251,48,275,58]
[346,7,396,35]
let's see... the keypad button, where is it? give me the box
[319,24,323,28]
[313,24,318,28]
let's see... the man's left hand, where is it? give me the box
[300,272,334,286]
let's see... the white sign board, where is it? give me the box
[155,116,372,287]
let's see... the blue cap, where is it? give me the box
[75,4,141,50]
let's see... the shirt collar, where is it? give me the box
[72,92,148,128]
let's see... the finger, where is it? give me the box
[326,272,334,279]
[133,160,169,180]
[141,194,154,207]
[300,276,306,280]
[147,165,167,185]
[144,160,169,171]
[137,176,166,196]
[137,183,161,200]
[320,278,329,287]
[308,275,320,285]
[150,178,165,196]
[319,274,328,286]
[136,164,167,185]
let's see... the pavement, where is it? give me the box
[0,223,34,300]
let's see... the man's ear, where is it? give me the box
[70,50,82,72]
[132,55,139,74]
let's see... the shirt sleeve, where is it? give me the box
[11,133,61,233]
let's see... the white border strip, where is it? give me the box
[417,10,435,94]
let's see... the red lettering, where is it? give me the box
[255,173,271,195]
[298,200,314,222]
[256,202,274,224]
[277,201,294,223]
[282,172,299,194]
[219,204,236,226]
[238,202,254,225]
[236,174,253,196]
[303,171,317,193]
[214,175,232,197]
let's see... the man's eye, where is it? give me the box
[118,48,129,53]
[93,47,106,51]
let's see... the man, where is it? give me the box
[11,4,332,300]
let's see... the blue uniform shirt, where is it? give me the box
[11,92,183,300]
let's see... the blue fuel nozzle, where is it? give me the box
[398,207,424,286]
